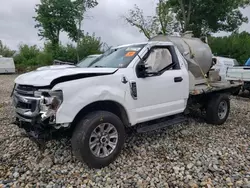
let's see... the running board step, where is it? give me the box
[136,115,187,133]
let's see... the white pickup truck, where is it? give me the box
[211,56,239,81]
[226,66,250,94]
[12,34,241,168]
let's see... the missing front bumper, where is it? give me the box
[13,115,71,144]
[14,117,56,140]
[12,85,69,143]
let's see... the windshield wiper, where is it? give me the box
[94,65,105,68]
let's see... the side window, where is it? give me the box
[144,48,177,73]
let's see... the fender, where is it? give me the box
[53,74,135,125]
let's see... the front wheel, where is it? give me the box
[205,94,230,125]
[71,111,125,169]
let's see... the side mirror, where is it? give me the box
[137,62,149,78]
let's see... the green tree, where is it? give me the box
[12,31,103,73]
[78,32,103,60]
[14,44,42,66]
[44,42,77,62]
[73,0,98,62]
[34,0,78,47]
[167,0,250,37]
[13,44,54,72]
[44,32,103,62]
[124,1,178,39]
[208,31,250,65]
[0,40,15,57]
[33,0,98,50]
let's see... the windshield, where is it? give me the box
[88,44,146,68]
[77,55,101,67]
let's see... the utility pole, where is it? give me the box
[77,0,85,63]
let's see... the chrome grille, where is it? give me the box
[16,100,32,110]
[13,84,40,122]
[15,85,36,96]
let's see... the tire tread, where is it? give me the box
[206,94,230,125]
[71,111,125,168]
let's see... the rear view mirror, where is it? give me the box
[137,62,149,78]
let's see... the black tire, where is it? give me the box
[71,111,125,169]
[205,94,230,125]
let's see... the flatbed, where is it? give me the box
[190,81,242,95]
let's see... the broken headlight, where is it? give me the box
[34,90,63,122]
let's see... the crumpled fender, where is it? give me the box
[52,75,133,124]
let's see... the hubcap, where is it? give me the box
[89,123,118,158]
[218,101,228,120]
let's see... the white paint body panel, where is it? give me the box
[127,44,189,124]
[0,57,15,73]
[53,69,135,124]
[14,42,190,126]
[15,67,118,86]
[36,65,76,71]
[226,66,250,81]
[133,69,188,123]
[212,56,238,81]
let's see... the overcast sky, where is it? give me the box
[0,0,250,50]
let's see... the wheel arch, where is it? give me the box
[71,100,131,130]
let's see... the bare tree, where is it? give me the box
[123,1,178,39]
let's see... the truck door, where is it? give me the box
[132,46,188,123]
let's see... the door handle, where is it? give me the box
[174,77,183,82]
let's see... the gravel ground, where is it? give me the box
[0,74,249,188]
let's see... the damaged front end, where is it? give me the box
[12,84,69,142]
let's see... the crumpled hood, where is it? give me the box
[15,67,118,87]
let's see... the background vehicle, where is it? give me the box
[211,56,239,81]
[244,57,250,66]
[226,66,250,95]
[12,33,241,168]
[76,54,102,67]
[36,54,102,71]
[0,56,15,73]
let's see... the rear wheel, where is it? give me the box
[205,94,230,125]
[71,111,125,169]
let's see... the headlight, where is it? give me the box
[35,90,63,122]
[41,90,63,110]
